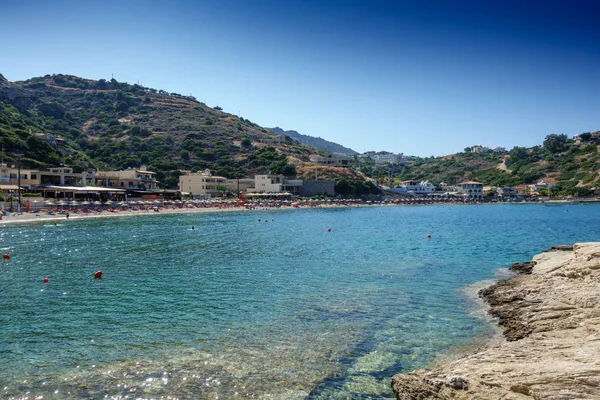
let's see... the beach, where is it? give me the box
[391,243,600,399]
[0,204,241,225]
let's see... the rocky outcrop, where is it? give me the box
[391,242,600,400]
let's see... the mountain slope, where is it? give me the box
[270,127,357,155]
[0,74,336,185]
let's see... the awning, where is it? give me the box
[0,185,20,190]
[42,185,127,193]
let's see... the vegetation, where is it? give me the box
[0,73,329,187]
[355,133,600,196]
[1,73,598,196]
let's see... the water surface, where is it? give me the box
[1,203,598,399]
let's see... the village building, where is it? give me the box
[309,154,350,167]
[457,181,484,198]
[178,169,227,198]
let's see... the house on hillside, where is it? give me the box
[310,154,350,167]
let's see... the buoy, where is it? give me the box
[43,277,49,283]
[328,228,332,232]
[427,234,431,238]
[94,270,103,279]
[2,253,9,260]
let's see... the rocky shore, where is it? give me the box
[391,242,600,399]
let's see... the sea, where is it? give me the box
[1,203,599,399]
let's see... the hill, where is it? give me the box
[0,73,363,187]
[270,127,357,155]
[366,135,599,196]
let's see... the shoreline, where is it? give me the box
[1,199,590,226]
[391,243,600,399]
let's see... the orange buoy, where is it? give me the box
[2,253,9,260]
[43,277,49,283]
[94,270,103,279]
[327,228,331,232]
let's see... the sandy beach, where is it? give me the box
[0,205,247,225]
[391,243,600,399]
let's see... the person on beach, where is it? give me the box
[66,211,70,220]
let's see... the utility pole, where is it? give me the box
[15,153,23,214]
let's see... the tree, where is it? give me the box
[213,106,223,111]
[509,146,528,161]
[579,132,592,142]
[543,134,568,154]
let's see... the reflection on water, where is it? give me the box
[1,204,599,399]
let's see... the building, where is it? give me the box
[310,154,350,167]
[392,180,436,195]
[298,180,335,197]
[372,152,403,164]
[457,181,483,198]
[471,145,490,154]
[496,186,520,198]
[40,167,93,187]
[226,178,255,194]
[95,166,158,190]
[438,182,458,193]
[178,169,227,198]
[253,174,303,194]
[0,163,41,189]
[529,180,552,193]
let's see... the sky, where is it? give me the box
[1,0,599,156]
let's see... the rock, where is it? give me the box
[392,242,600,400]
[390,375,446,400]
[509,261,536,274]
[444,375,468,390]
[542,245,574,252]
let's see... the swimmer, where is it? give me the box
[192,226,195,230]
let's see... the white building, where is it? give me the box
[310,155,350,167]
[391,180,436,195]
[372,153,403,164]
[253,174,303,194]
[179,169,227,198]
[457,181,483,198]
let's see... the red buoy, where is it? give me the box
[94,270,103,279]
[327,228,331,232]
[2,253,9,260]
[427,234,431,238]
[43,277,49,283]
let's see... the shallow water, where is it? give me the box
[1,203,598,399]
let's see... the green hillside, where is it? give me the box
[1,73,597,196]
[0,73,344,187]
[364,134,600,196]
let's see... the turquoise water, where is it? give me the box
[1,204,599,399]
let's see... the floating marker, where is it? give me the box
[2,253,9,260]
[427,234,431,238]
[94,270,103,279]
[43,277,49,284]
[328,228,332,232]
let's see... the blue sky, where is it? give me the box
[1,0,599,156]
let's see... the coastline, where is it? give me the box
[0,205,245,225]
[391,243,600,399]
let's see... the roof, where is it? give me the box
[0,184,20,190]
[459,181,482,185]
[42,185,126,193]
